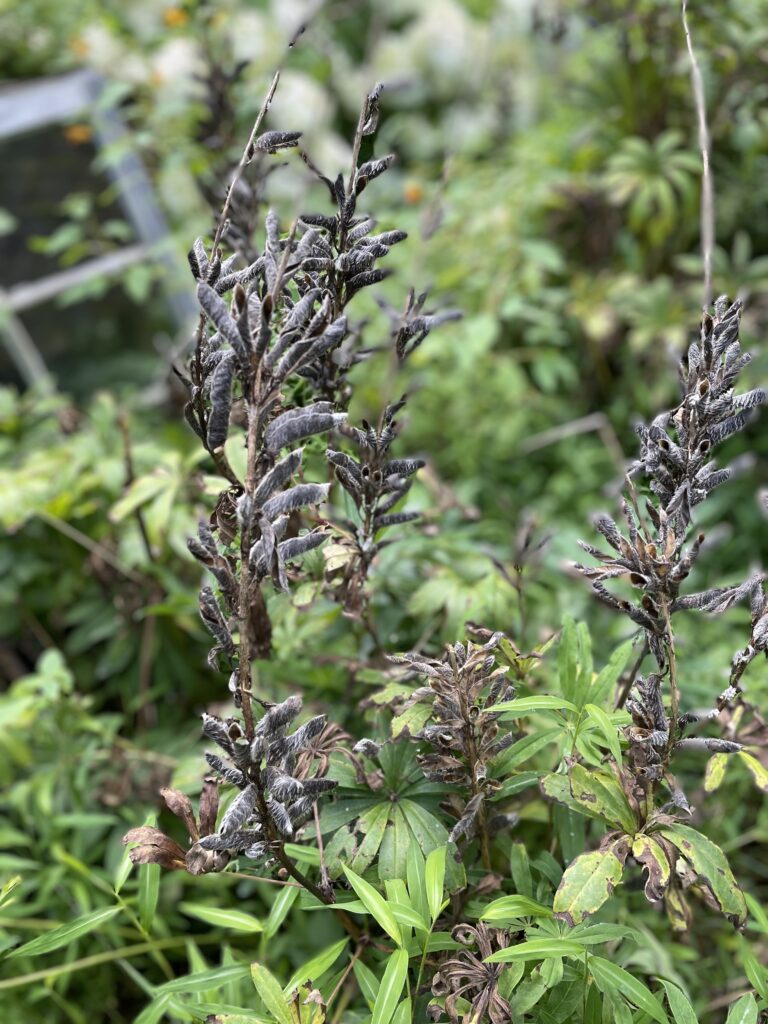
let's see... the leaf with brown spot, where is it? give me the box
[553,836,629,926]
[631,834,671,902]
[657,824,746,927]
[568,764,637,833]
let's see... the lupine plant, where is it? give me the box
[115,71,768,1021]
[5,60,767,1024]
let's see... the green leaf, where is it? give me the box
[567,764,636,833]
[558,616,579,703]
[725,993,758,1024]
[283,938,347,996]
[158,964,251,993]
[342,864,402,945]
[738,752,768,794]
[250,963,294,1024]
[588,956,668,1023]
[738,935,768,1001]
[553,838,629,926]
[659,979,697,1024]
[0,875,21,910]
[492,727,561,772]
[485,938,585,963]
[179,903,263,933]
[589,640,635,707]
[746,891,768,934]
[584,703,623,766]
[138,862,161,933]
[392,997,412,1024]
[348,803,391,875]
[263,885,299,939]
[703,753,729,792]
[566,923,640,945]
[657,824,747,926]
[487,695,577,716]
[406,843,428,924]
[480,895,553,923]
[353,958,380,1011]
[8,906,122,958]
[425,845,447,922]
[371,948,409,1024]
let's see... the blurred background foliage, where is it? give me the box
[1,0,767,1020]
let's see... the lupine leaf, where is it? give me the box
[250,963,293,1024]
[657,824,747,926]
[588,956,668,1023]
[8,906,122,958]
[342,864,402,945]
[371,949,409,1024]
[553,838,629,926]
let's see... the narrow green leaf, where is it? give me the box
[703,753,729,793]
[353,958,380,1011]
[746,892,768,934]
[0,876,21,910]
[179,903,263,933]
[659,979,697,1024]
[371,948,409,1024]
[566,923,640,945]
[584,703,623,766]
[487,696,577,716]
[493,728,561,773]
[553,838,629,926]
[725,992,758,1024]
[485,938,585,963]
[657,824,746,926]
[738,752,768,794]
[480,895,553,923]
[392,997,412,1024]
[283,938,347,996]
[8,906,122,958]
[588,956,668,1023]
[263,885,299,940]
[342,865,402,945]
[138,862,160,933]
[406,843,428,924]
[158,964,251,994]
[738,935,768,1001]
[589,639,634,707]
[558,616,579,703]
[250,962,293,1024]
[425,845,447,922]
[391,902,429,932]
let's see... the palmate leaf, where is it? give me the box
[553,837,630,926]
[657,824,747,926]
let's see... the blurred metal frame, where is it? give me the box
[0,68,195,391]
